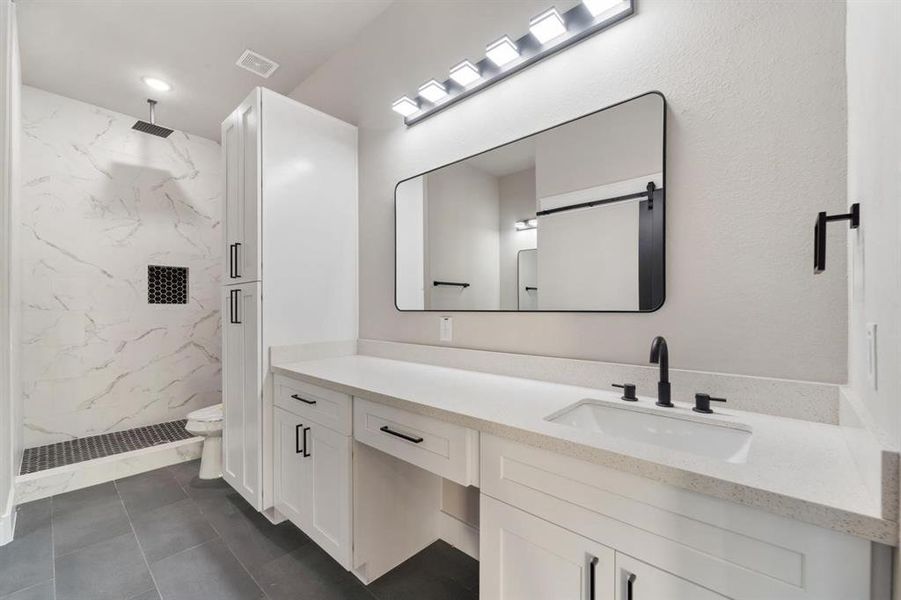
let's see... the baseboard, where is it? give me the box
[0,485,16,546]
[16,437,202,503]
[439,510,479,561]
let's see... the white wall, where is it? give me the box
[498,168,536,310]
[20,86,222,447]
[846,1,901,463]
[0,0,21,543]
[291,0,848,382]
[425,162,500,310]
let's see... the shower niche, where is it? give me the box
[148,265,189,304]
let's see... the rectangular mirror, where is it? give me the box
[395,91,665,312]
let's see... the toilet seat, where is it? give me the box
[187,404,223,423]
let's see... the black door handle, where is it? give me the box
[589,556,598,600]
[302,426,310,457]
[229,289,241,324]
[229,243,237,278]
[291,394,317,405]
[627,573,636,600]
[379,425,423,444]
[295,423,303,454]
[233,242,242,278]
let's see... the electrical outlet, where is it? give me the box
[866,323,878,390]
[439,316,453,342]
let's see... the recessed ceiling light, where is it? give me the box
[418,79,448,103]
[142,77,171,92]
[530,7,567,44]
[392,96,419,117]
[449,60,481,87]
[486,36,520,68]
[582,0,624,17]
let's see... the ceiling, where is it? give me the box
[16,0,393,141]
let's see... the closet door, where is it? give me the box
[221,282,262,509]
[481,495,615,600]
[222,89,261,285]
[301,423,352,569]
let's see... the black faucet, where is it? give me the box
[649,336,673,407]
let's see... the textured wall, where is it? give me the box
[20,86,222,447]
[291,0,849,383]
[846,2,901,443]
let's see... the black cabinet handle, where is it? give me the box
[291,394,317,405]
[379,425,423,444]
[229,289,241,324]
[295,424,303,454]
[234,242,242,278]
[302,426,310,457]
[229,243,237,279]
[627,573,636,600]
[589,556,598,600]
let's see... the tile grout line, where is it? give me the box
[50,496,57,600]
[167,464,270,600]
[114,479,163,600]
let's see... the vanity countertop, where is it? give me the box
[273,354,895,544]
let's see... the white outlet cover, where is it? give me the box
[440,316,453,342]
[866,322,877,390]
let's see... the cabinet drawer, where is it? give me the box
[353,398,479,487]
[274,376,351,435]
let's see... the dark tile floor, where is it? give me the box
[0,461,479,600]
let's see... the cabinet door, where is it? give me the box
[615,554,727,600]
[273,407,306,524]
[481,495,615,600]
[302,423,352,569]
[222,89,260,284]
[221,283,262,509]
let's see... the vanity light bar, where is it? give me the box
[393,0,634,126]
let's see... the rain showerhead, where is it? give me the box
[132,99,173,138]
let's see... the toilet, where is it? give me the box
[185,403,224,480]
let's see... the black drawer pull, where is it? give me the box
[627,573,636,600]
[233,242,242,278]
[290,394,317,405]
[379,425,423,444]
[302,426,310,457]
[295,424,303,454]
[589,556,599,600]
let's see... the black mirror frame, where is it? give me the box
[394,90,667,314]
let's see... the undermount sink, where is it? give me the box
[546,400,753,464]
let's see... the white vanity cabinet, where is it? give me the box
[480,434,871,600]
[272,377,353,569]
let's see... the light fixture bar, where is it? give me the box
[399,0,633,126]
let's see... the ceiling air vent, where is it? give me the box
[236,49,279,79]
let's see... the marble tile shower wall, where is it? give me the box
[19,86,222,447]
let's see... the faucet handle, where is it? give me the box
[612,383,638,402]
[693,393,726,414]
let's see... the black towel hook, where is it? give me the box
[814,203,859,274]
